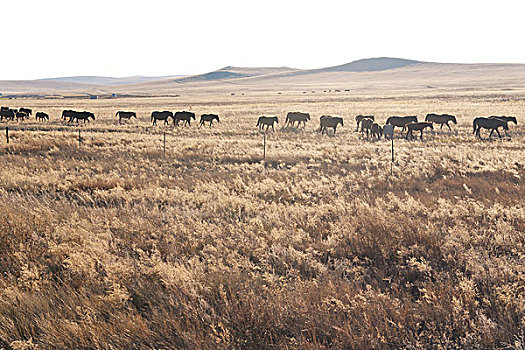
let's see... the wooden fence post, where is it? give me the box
[5,127,9,144]
[163,132,166,155]
[78,130,81,147]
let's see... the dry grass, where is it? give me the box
[0,92,524,349]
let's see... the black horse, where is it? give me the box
[73,111,95,123]
[199,114,220,128]
[151,111,173,126]
[19,108,32,116]
[473,117,508,139]
[0,108,15,121]
[355,115,374,132]
[36,112,49,122]
[62,110,76,122]
[174,111,196,126]
[116,111,137,124]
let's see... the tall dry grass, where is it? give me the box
[0,93,524,349]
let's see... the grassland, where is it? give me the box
[0,91,524,349]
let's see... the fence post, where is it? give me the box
[78,130,81,147]
[163,132,166,155]
[5,127,8,144]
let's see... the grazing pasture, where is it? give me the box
[0,91,524,349]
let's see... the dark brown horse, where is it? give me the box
[489,116,517,125]
[425,113,457,130]
[61,110,75,122]
[16,111,29,122]
[355,115,374,132]
[116,111,136,124]
[386,116,418,131]
[35,112,49,122]
[199,114,220,128]
[19,108,32,116]
[72,111,95,124]
[174,111,196,127]
[473,117,508,139]
[151,111,173,126]
[319,116,344,135]
[404,122,433,140]
[0,108,15,121]
[285,112,310,128]
[371,123,383,140]
[257,116,279,132]
[360,117,374,139]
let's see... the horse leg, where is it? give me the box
[440,123,444,130]
[496,128,502,138]
[446,122,451,131]
[420,130,424,140]
[489,128,494,138]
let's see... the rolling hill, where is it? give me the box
[3,57,525,97]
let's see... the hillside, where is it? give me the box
[38,75,185,86]
[4,57,525,97]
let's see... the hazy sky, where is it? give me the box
[2,0,524,80]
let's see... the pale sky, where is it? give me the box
[2,0,525,80]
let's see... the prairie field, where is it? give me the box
[0,91,524,349]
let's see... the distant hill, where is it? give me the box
[319,57,421,72]
[171,66,297,83]
[4,57,525,96]
[38,75,185,86]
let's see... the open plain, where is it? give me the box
[1,63,525,348]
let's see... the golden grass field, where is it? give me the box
[0,90,524,349]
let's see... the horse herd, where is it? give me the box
[0,106,518,140]
[257,112,518,140]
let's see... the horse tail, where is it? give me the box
[116,111,119,116]
[472,118,477,134]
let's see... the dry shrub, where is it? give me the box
[0,94,524,349]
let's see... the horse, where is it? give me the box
[386,116,418,133]
[62,110,76,123]
[199,114,220,128]
[404,122,433,140]
[151,111,173,126]
[383,124,394,140]
[371,123,383,140]
[73,111,95,124]
[174,111,196,127]
[425,113,457,130]
[19,108,32,116]
[35,112,49,122]
[489,116,517,125]
[285,112,310,128]
[15,111,29,122]
[355,115,374,132]
[257,116,278,132]
[473,117,508,139]
[0,108,15,121]
[360,117,374,139]
[116,111,136,124]
[318,115,343,135]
